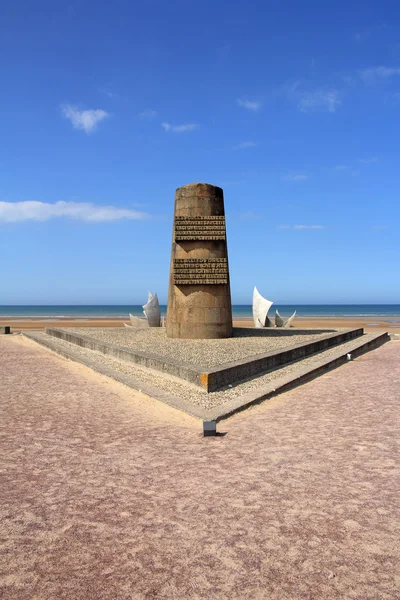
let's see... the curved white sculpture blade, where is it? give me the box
[285,310,296,328]
[252,287,273,328]
[142,291,161,327]
[129,314,149,329]
[275,309,296,328]
[275,309,285,328]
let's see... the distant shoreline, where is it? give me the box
[2,314,400,321]
[2,315,399,334]
[1,304,400,319]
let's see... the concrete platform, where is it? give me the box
[44,326,365,391]
[23,329,389,422]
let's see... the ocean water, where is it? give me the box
[1,305,400,319]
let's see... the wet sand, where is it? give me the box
[2,316,398,333]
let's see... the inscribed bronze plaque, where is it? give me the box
[173,258,228,285]
[175,216,226,241]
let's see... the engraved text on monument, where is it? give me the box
[173,258,228,285]
[175,216,226,241]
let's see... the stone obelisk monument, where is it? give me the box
[166,183,233,339]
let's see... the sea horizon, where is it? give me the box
[1,304,400,319]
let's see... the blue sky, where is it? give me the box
[1,0,399,305]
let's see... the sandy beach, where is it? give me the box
[1,315,399,334]
[1,333,399,599]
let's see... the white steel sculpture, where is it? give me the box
[142,292,161,327]
[275,309,296,328]
[124,315,149,329]
[124,291,161,329]
[252,287,274,328]
[253,287,296,328]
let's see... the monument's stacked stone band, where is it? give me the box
[166,183,233,339]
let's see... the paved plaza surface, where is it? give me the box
[1,335,399,600]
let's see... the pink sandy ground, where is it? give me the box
[0,335,399,600]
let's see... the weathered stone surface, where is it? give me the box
[166,183,233,339]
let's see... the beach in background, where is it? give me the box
[1,305,399,334]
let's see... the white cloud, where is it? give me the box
[353,31,369,43]
[358,156,378,164]
[334,158,378,172]
[294,224,325,229]
[99,87,117,99]
[238,211,261,220]
[282,172,308,181]
[360,66,400,82]
[161,122,198,133]
[237,98,262,111]
[298,89,342,112]
[139,109,158,119]
[286,82,342,112]
[233,141,257,149]
[279,224,325,230]
[285,80,302,96]
[220,179,246,186]
[0,201,149,223]
[61,104,109,133]
[342,75,354,86]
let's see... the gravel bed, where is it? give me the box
[28,331,367,411]
[63,327,338,369]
